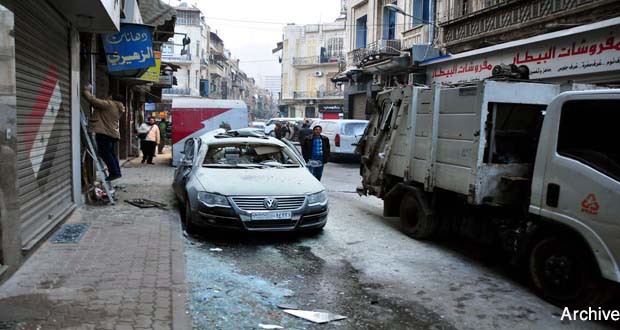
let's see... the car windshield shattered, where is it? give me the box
[202,143,301,168]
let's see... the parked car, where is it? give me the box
[264,117,305,136]
[250,121,266,130]
[172,128,329,234]
[310,119,369,159]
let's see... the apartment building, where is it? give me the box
[279,18,347,119]
[161,3,210,97]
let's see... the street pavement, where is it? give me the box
[0,151,616,329]
[183,161,617,330]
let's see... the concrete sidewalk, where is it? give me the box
[0,149,190,330]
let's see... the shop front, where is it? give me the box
[319,104,344,120]
[423,17,620,86]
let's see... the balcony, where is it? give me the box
[200,58,209,67]
[350,39,401,67]
[293,90,344,99]
[292,54,345,68]
[162,88,191,95]
[161,53,192,63]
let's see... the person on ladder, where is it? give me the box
[82,84,125,181]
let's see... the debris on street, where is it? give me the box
[124,198,167,209]
[282,309,347,324]
[49,223,90,244]
[276,303,299,310]
[258,324,284,329]
[209,248,223,252]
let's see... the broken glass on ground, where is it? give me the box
[282,309,347,324]
[124,198,167,209]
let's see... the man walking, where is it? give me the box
[301,125,330,181]
[82,84,125,181]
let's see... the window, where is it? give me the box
[355,15,367,49]
[412,0,431,26]
[343,123,367,136]
[383,3,397,40]
[203,144,300,167]
[176,10,199,26]
[557,100,620,182]
[326,37,343,59]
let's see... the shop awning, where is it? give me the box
[139,0,176,27]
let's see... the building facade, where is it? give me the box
[162,4,209,97]
[279,19,347,119]
[0,0,177,283]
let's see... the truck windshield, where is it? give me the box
[558,99,620,182]
[343,122,368,136]
[203,144,301,168]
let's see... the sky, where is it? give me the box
[187,0,343,87]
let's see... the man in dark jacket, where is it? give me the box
[301,125,330,180]
[298,122,313,142]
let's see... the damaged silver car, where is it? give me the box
[173,129,328,234]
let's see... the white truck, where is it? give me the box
[357,79,619,306]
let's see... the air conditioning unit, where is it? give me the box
[314,71,323,77]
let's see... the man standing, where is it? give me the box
[82,84,125,181]
[297,122,313,142]
[301,125,330,181]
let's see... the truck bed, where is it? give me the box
[360,80,560,206]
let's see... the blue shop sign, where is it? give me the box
[103,24,155,72]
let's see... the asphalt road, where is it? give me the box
[183,161,616,330]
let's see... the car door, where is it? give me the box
[537,96,620,282]
[173,138,198,201]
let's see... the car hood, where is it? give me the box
[195,167,325,196]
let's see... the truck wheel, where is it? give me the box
[529,236,611,307]
[399,192,436,239]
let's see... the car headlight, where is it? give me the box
[307,190,328,206]
[197,192,230,208]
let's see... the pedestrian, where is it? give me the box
[274,122,282,139]
[301,125,330,181]
[281,122,290,139]
[138,117,160,164]
[298,122,313,143]
[82,84,125,181]
[157,119,167,154]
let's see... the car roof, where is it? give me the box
[198,129,287,147]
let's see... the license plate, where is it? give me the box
[251,211,292,220]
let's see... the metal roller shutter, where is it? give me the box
[14,0,74,249]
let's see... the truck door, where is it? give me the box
[539,95,620,283]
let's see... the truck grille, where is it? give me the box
[231,196,306,211]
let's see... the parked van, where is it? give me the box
[311,119,368,158]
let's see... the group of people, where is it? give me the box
[82,84,170,182]
[272,119,330,181]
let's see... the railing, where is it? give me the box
[293,91,317,99]
[318,90,344,98]
[200,58,209,66]
[162,88,191,95]
[293,90,344,99]
[351,39,402,66]
[293,54,345,67]
[161,54,192,63]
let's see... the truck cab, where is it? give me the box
[529,91,620,304]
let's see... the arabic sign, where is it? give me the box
[139,51,161,82]
[103,24,155,72]
[319,104,343,113]
[426,26,620,84]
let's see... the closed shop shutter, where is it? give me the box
[352,94,367,120]
[14,1,74,249]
